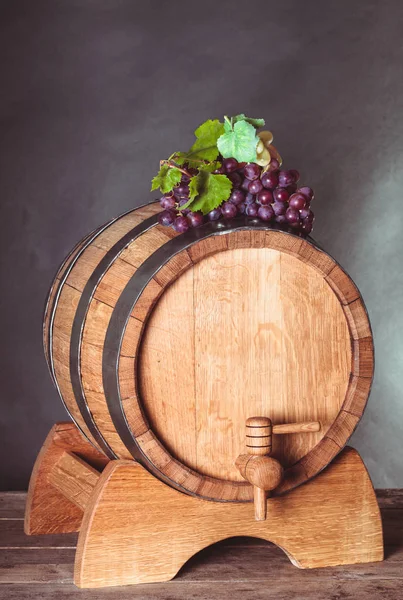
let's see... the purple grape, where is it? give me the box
[301,220,313,235]
[244,163,261,180]
[299,208,310,220]
[160,195,176,210]
[275,214,287,225]
[304,210,315,223]
[208,207,222,221]
[237,202,246,214]
[289,193,307,210]
[223,158,239,173]
[285,207,300,224]
[258,205,274,222]
[278,170,295,188]
[241,178,251,192]
[187,211,204,228]
[228,171,242,188]
[261,171,279,190]
[298,186,314,202]
[213,166,226,174]
[245,192,256,205]
[158,209,177,227]
[273,188,289,203]
[289,221,301,230]
[178,198,190,215]
[289,169,300,183]
[268,158,280,171]
[221,201,237,218]
[273,202,287,216]
[248,179,263,195]
[173,215,190,233]
[257,190,273,205]
[246,202,259,217]
[174,184,190,198]
[229,189,245,205]
[181,173,191,183]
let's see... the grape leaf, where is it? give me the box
[217,120,259,162]
[173,152,220,172]
[189,119,224,161]
[233,114,265,128]
[181,172,232,214]
[151,164,182,194]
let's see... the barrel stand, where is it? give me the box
[25,421,383,589]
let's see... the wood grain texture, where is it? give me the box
[24,423,108,535]
[48,452,100,511]
[74,447,383,588]
[138,239,357,499]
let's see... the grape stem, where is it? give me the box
[160,160,191,178]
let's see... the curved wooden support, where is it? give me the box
[24,422,108,535]
[75,447,383,588]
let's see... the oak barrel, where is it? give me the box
[44,201,374,501]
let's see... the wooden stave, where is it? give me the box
[45,205,374,502]
[45,203,163,456]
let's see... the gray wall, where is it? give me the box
[1,0,402,490]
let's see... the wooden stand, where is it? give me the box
[25,422,384,589]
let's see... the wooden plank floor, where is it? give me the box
[0,491,402,599]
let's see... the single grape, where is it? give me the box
[258,205,274,222]
[275,214,287,224]
[268,158,280,171]
[175,184,190,198]
[303,210,315,223]
[223,158,239,173]
[187,211,204,228]
[246,202,259,217]
[213,166,226,174]
[278,170,295,188]
[261,171,279,190]
[273,188,289,203]
[208,207,222,221]
[298,186,314,202]
[160,195,176,209]
[221,201,237,218]
[158,209,177,227]
[173,215,190,233]
[289,169,300,183]
[257,190,273,205]
[248,179,263,195]
[285,207,300,223]
[245,192,256,205]
[178,198,190,215]
[181,174,191,183]
[299,208,310,220]
[241,178,251,192]
[244,163,261,180]
[237,202,246,214]
[273,202,287,216]
[301,220,313,234]
[289,193,307,210]
[229,189,246,205]
[228,171,242,189]
[289,221,301,229]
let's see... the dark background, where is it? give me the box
[1,0,402,490]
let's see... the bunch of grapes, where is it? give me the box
[158,157,315,236]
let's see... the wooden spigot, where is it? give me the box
[235,416,321,521]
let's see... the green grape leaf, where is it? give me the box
[233,114,265,128]
[189,119,225,161]
[181,172,232,215]
[151,164,182,194]
[217,120,259,162]
[172,152,220,171]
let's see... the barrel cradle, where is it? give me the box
[43,201,374,502]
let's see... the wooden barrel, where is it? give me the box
[44,201,374,501]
